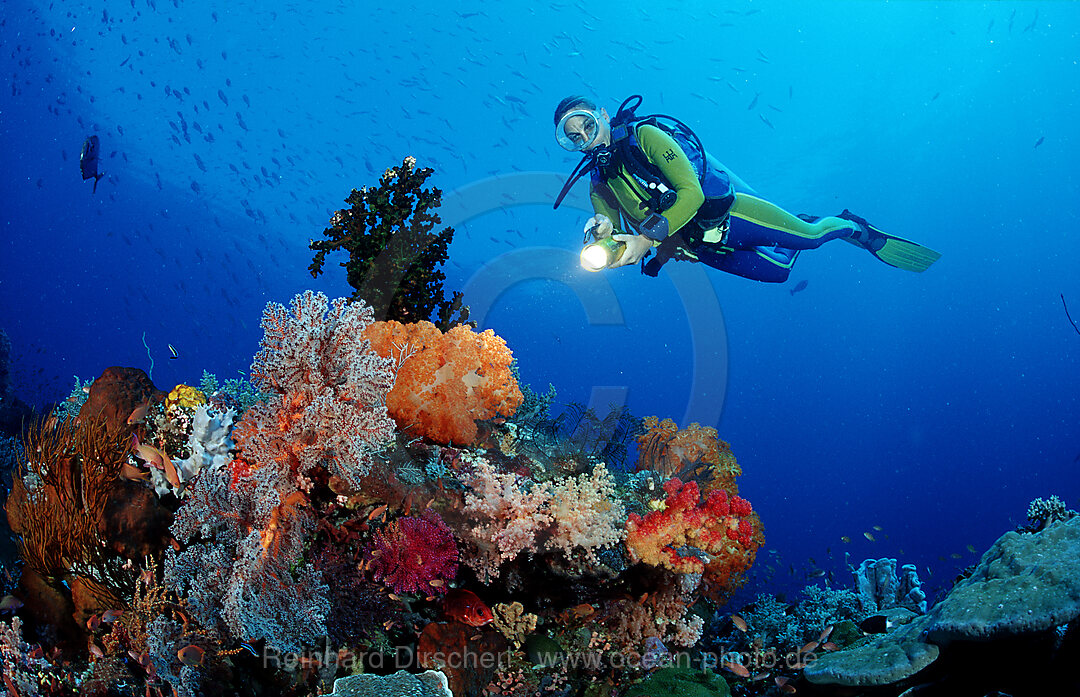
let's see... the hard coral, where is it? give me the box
[308,156,470,329]
[364,320,523,446]
[366,513,459,596]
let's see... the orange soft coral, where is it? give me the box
[636,416,743,495]
[626,477,758,583]
[364,320,523,445]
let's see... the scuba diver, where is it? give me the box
[553,95,941,280]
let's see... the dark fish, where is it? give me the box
[1024,9,1039,32]
[790,279,808,295]
[747,92,760,110]
[759,113,774,129]
[1034,136,1044,149]
[79,135,104,193]
[858,615,891,634]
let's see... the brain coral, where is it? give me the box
[363,320,523,445]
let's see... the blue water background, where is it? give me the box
[2,0,1078,605]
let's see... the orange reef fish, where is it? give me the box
[723,660,750,678]
[443,589,493,627]
[127,402,151,425]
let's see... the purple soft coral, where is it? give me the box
[366,512,459,595]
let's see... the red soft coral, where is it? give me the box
[363,320,523,445]
[626,478,758,582]
[365,513,459,596]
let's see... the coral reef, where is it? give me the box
[52,376,94,424]
[364,320,523,446]
[241,290,398,488]
[198,370,268,414]
[803,614,939,687]
[329,670,452,697]
[537,402,642,471]
[806,515,1080,695]
[5,404,170,641]
[457,456,625,583]
[169,404,235,492]
[78,366,164,429]
[623,666,731,697]
[729,585,864,657]
[491,602,537,649]
[308,156,470,329]
[926,515,1080,642]
[168,291,397,653]
[2,293,774,697]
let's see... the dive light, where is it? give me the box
[580,237,626,272]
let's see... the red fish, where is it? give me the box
[443,589,493,627]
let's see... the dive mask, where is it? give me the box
[556,109,604,152]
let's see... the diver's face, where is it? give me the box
[561,108,610,150]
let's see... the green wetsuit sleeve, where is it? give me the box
[589,182,624,234]
[636,124,705,236]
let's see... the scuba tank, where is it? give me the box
[554,95,735,233]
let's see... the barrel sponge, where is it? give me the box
[363,320,523,445]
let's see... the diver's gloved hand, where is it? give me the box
[608,234,654,268]
[584,214,614,239]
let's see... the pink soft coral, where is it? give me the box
[236,290,397,489]
[363,320,523,445]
